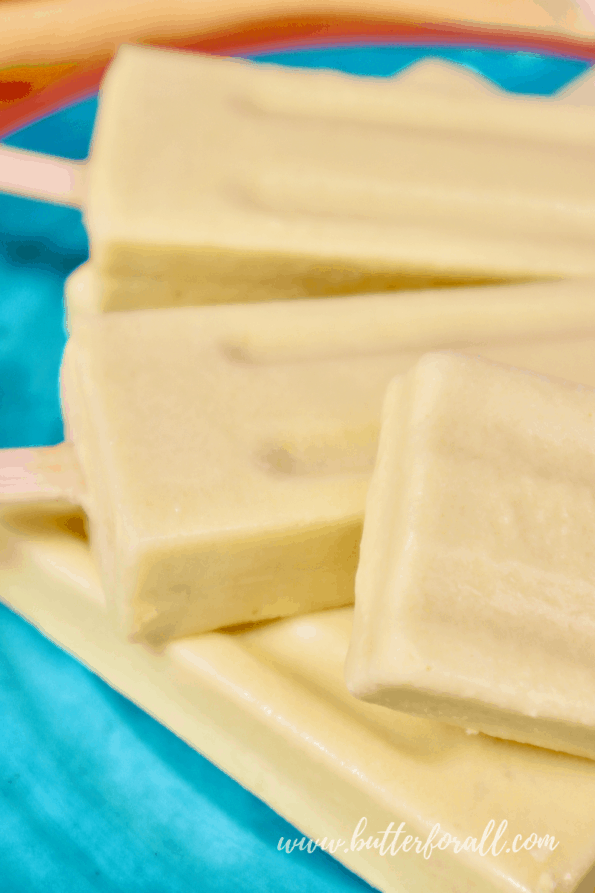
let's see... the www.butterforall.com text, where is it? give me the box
[278,817,559,859]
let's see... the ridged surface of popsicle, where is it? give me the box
[85,46,595,311]
[58,278,595,645]
[346,351,595,759]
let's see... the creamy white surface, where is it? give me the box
[61,279,595,645]
[84,47,595,311]
[347,351,595,759]
[1,507,595,893]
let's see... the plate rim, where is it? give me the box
[1,16,594,140]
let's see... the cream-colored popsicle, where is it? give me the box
[346,350,595,760]
[81,44,595,312]
[48,277,595,646]
[1,507,595,893]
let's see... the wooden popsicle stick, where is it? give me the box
[0,442,87,507]
[576,0,595,26]
[0,145,85,206]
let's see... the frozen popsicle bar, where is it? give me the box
[346,350,595,760]
[48,277,595,646]
[80,44,595,312]
[2,509,595,893]
[6,277,595,646]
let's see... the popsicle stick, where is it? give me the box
[577,0,595,26]
[0,145,85,206]
[0,443,86,507]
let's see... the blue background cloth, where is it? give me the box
[0,45,590,891]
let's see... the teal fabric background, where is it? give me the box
[0,45,590,891]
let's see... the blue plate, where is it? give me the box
[0,45,591,893]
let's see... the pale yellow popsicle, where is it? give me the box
[82,44,595,312]
[346,350,595,760]
[52,277,595,646]
[64,59,506,319]
[1,506,595,893]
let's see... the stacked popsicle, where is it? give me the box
[75,44,595,314]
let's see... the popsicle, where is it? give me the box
[5,278,595,646]
[84,45,595,310]
[2,508,595,893]
[61,58,505,321]
[61,57,510,319]
[345,350,595,761]
[4,49,595,316]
